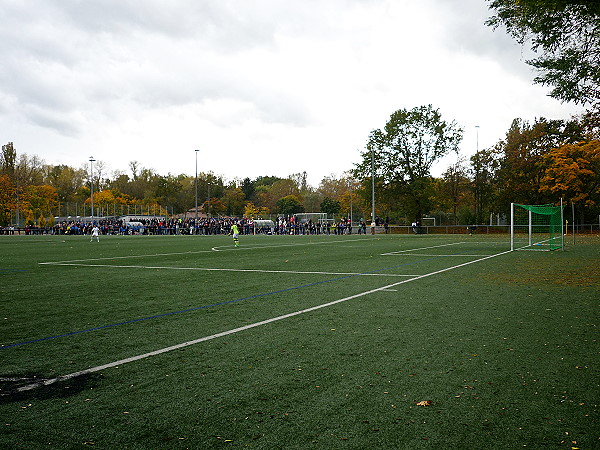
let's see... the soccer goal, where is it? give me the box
[510,202,564,251]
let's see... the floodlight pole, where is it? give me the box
[195,149,200,233]
[89,156,95,220]
[371,147,375,226]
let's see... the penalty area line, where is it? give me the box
[17,247,512,393]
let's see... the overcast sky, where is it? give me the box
[0,0,584,186]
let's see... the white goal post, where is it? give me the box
[510,201,564,251]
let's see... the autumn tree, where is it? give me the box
[203,197,226,216]
[540,140,600,221]
[486,0,600,104]
[222,187,246,216]
[25,185,58,225]
[496,117,584,208]
[244,202,269,219]
[0,175,19,225]
[270,179,301,200]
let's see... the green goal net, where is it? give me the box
[510,203,564,251]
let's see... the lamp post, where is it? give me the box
[371,146,375,231]
[89,156,95,220]
[195,149,200,232]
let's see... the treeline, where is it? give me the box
[353,107,600,226]
[1,108,599,227]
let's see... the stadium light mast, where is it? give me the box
[475,125,480,152]
[371,146,375,227]
[195,149,200,231]
[89,156,95,220]
[349,178,354,229]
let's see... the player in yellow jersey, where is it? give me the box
[230,222,240,247]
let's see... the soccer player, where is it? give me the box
[91,224,100,242]
[230,222,240,247]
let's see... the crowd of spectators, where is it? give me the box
[0,215,370,236]
[273,216,357,235]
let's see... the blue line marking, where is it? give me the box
[0,269,28,274]
[1,255,440,349]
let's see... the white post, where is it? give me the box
[561,198,565,251]
[528,209,532,247]
[510,203,514,251]
[572,201,575,246]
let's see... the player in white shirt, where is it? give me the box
[91,225,100,242]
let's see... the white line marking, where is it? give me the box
[381,253,494,257]
[210,237,364,252]
[38,263,418,277]
[19,247,512,392]
[381,242,464,256]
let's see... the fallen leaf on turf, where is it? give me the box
[416,400,432,406]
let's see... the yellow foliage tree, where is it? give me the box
[540,140,600,207]
[0,175,18,225]
[244,202,270,218]
[25,185,58,225]
[92,190,116,206]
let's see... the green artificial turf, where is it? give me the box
[0,233,598,448]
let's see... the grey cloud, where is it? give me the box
[433,0,537,78]
[0,0,319,136]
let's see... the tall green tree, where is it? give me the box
[44,165,86,202]
[320,197,341,217]
[222,187,246,216]
[469,148,500,224]
[438,158,473,225]
[276,195,304,215]
[354,105,463,222]
[1,142,17,178]
[486,0,600,104]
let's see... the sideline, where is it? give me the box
[18,247,512,392]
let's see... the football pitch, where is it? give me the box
[1,233,598,448]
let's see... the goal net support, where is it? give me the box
[510,202,564,251]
